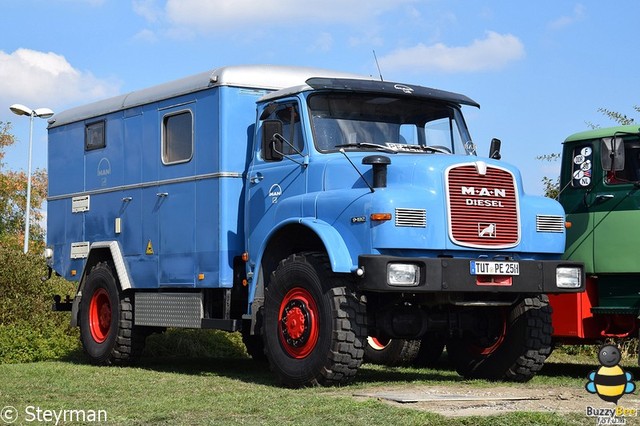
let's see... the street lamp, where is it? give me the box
[9,104,54,253]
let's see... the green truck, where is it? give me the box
[550,125,640,351]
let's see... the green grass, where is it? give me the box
[0,328,634,425]
[0,360,586,426]
[0,348,600,426]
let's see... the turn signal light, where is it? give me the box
[370,213,392,222]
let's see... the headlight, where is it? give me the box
[556,266,581,288]
[387,263,420,286]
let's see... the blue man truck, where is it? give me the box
[48,65,584,387]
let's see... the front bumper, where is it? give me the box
[357,255,585,294]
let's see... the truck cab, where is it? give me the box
[552,125,640,344]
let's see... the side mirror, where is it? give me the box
[601,137,625,172]
[261,119,283,161]
[489,138,501,160]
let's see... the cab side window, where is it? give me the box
[262,103,304,159]
[606,141,640,184]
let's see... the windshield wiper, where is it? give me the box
[334,142,397,153]
[419,145,451,154]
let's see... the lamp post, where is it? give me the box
[9,104,54,253]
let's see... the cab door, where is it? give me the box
[591,138,640,273]
[246,100,308,259]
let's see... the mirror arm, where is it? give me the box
[271,136,307,168]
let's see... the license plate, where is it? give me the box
[470,261,519,276]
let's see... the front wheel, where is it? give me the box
[262,252,366,387]
[447,295,552,382]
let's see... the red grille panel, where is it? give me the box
[447,164,519,248]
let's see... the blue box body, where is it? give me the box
[48,80,263,290]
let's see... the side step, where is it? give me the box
[135,292,240,331]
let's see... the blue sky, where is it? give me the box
[1,1,639,195]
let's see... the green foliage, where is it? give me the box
[597,106,639,126]
[0,244,79,363]
[536,153,561,198]
[0,120,48,247]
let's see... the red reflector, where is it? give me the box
[476,275,513,286]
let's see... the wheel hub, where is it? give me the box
[278,287,319,359]
[281,300,312,347]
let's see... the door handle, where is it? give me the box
[595,194,614,203]
[250,173,263,184]
[156,192,169,197]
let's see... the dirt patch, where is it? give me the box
[353,384,640,419]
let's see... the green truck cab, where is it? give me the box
[551,125,640,347]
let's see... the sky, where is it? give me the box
[1,0,639,197]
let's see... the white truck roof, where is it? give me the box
[48,64,371,128]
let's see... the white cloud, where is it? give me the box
[0,48,120,108]
[133,0,162,23]
[549,4,586,30]
[310,33,334,52]
[378,31,525,73]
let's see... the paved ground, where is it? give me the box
[354,383,640,418]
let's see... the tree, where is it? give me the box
[0,121,48,250]
[539,106,639,198]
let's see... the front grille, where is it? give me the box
[395,208,426,227]
[536,215,564,233]
[446,163,519,248]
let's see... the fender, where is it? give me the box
[81,241,133,291]
[248,218,354,306]
[70,241,132,326]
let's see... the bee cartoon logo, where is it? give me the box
[586,344,635,404]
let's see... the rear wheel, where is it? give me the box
[364,337,420,366]
[79,262,146,365]
[447,295,552,382]
[262,252,366,387]
[413,334,446,367]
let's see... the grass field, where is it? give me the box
[1,331,627,425]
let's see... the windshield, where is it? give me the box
[309,93,475,155]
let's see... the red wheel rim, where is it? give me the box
[367,336,390,351]
[278,287,319,359]
[470,310,508,356]
[89,288,112,343]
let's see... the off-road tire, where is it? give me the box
[448,295,552,382]
[364,338,420,366]
[413,335,446,368]
[79,262,146,365]
[262,252,366,387]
